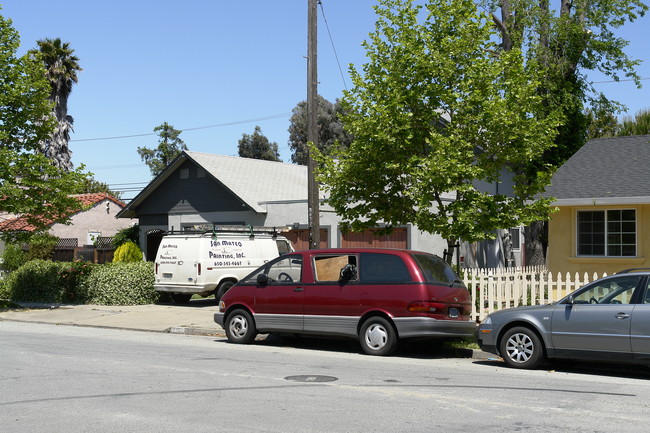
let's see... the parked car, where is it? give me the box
[214,248,476,356]
[477,269,650,369]
[154,227,292,304]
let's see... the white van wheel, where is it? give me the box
[215,281,235,303]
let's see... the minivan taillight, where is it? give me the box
[407,301,448,313]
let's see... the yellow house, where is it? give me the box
[545,135,650,276]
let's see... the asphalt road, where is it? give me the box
[2,321,649,433]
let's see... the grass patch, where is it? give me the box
[445,337,480,350]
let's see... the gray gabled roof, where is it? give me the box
[186,151,309,212]
[118,151,310,218]
[543,135,650,205]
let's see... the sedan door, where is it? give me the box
[550,276,643,356]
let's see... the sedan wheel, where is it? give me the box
[359,317,398,356]
[225,309,257,344]
[500,326,544,369]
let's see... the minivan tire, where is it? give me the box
[499,326,544,369]
[359,317,398,356]
[225,309,257,344]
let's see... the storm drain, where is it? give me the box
[284,375,338,383]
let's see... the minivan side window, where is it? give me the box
[313,255,357,282]
[412,253,457,284]
[359,253,412,283]
[242,254,302,284]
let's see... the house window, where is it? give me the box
[509,228,521,251]
[180,168,189,179]
[577,209,636,257]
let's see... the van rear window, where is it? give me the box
[359,253,412,283]
[412,253,458,284]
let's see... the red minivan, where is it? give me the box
[214,248,476,356]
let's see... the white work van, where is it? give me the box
[154,228,293,303]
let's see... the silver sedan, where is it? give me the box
[477,270,650,369]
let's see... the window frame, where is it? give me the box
[576,208,637,258]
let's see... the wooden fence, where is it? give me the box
[463,266,608,322]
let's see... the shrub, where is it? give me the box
[82,262,157,305]
[58,261,95,303]
[112,224,140,248]
[1,243,28,273]
[113,241,143,263]
[26,233,59,261]
[7,260,65,303]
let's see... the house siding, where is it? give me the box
[548,204,649,275]
[50,199,135,246]
[136,160,245,216]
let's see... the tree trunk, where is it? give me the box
[524,221,547,266]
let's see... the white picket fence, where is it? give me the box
[463,266,608,322]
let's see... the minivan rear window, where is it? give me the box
[412,253,458,284]
[359,253,412,283]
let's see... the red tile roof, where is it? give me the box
[0,193,126,233]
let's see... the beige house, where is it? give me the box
[0,193,135,249]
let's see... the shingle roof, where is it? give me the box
[186,152,309,212]
[543,135,650,204]
[118,152,312,218]
[0,193,125,232]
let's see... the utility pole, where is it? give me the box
[307,0,320,249]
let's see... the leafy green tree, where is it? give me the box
[0,14,88,242]
[112,224,140,248]
[617,109,650,136]
[238,125,281,161]
[316,0,561,263]
[28,38,81,171]
[288,95,353,165]
[586,103,620,139]
[137,122,187,176]
[486,0,647,264]
[74,176,121,198]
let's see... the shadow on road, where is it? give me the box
[215,333,477,360]
[472,358,650,380]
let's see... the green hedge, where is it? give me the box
[5,260,157,305]
[81,262,157,305]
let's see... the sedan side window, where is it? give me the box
[573,276,642,305]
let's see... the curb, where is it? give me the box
[168,326,225,336]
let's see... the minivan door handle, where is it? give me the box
[293,287,304,292]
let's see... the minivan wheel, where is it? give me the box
[359,317,398,356]
[225,309,257,344]
[215,281,235,303]
[171,293,192,304]
[499,326,544,369]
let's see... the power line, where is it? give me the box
[592,77,650,84]
[319,0,348,91]
[71,113,292,143]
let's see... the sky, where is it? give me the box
[3,0,649,200]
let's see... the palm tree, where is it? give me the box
[29,38,81,171]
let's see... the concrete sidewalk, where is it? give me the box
[0,301,224,336]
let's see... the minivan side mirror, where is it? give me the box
[257,273,269,286]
